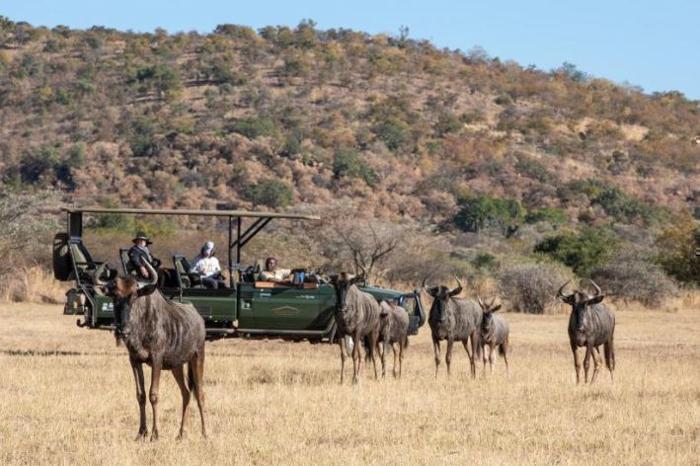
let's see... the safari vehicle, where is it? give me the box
[53,208,425,342]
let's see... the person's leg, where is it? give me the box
[201,277,217,289]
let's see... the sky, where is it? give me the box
[3,0,699,99]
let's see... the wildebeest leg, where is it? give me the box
[433,338,441,378]
[130,357,148,440]
[172,365,190,440]
[148,360,162,441]
[502,338,509,376]
[339,336,347,384]
[590,346,603,384]
[583,346,592,384]
[368,331,379,380]
[488,344,494,374]
[190,351,207,438]
[352,332,361,384]
[393,342,400,378]
[445,338,454,377]
[570,341,581,384]
[604,335,615,383]
[469,333,479,379]
[381,339,389,378]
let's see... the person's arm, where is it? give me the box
[189,257,202,275]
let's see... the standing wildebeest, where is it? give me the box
[477,296,510,375]
[331,273,381,384]
[425,277,482,378]
[98,261,207,440]
[558,280,615,384]
[377,300,409,379]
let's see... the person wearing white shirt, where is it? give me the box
[189,241,225,289]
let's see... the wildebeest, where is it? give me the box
[558,280,615,384]
[377,300,409,379]
[425,277,482,378]
[331,273,381,384]
[97,261,207,440]
[477,296,510,375]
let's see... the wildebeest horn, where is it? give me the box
[454,276,463,290]
[140,260,159,287]
[91,263,108,286]
[557,280,573,298]
[590,279,602,297]
[477,294,485,309]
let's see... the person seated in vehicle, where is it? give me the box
[258,256,291,283]
[127,232,162,281]
[189,241,226,289]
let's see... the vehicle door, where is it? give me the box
[237,282,334,330]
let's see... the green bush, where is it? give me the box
[130,118,159,157]
[534,227,618,276]
[19,147,59,184]
[525,207,566,226]
[515,156,552,183]
[655,217,700,285]
[454,195,524,236]
[373,117,409,151]
[229,116,278,140]
[246,179,293,208]
[333,148,377,186]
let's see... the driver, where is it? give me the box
[127,232,161,281]
[259,256,291,283]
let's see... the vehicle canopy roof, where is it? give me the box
[61,207,320,220]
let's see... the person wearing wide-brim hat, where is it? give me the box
[127,231,160,280]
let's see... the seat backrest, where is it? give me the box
[119,248,132,275]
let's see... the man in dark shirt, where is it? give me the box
[127,232,160,280]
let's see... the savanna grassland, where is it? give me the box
[1,302,698,465]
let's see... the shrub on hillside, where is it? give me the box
[332,148,377,186]
[229,116,279,140]
[591,250,677,307]
[655,216,700,285]
[534,227,618,276]
[454,195,524,236]
[525,207,566,226]
[245,179,293,208]
[498,262,571,314]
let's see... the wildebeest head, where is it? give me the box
[330,272,364,314]
[94,261,158,342]
[558,280,605,340]
[425,277,463,323]
[477,296,502,331]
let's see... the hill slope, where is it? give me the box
[1,19,698,225]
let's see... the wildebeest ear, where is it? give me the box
[586,295,605,305]
[350,274,365,286]
[491,304,502,312]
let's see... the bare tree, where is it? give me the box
[0,191,59,277]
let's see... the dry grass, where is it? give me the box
[0,267,67,304]
[0,304,698,465]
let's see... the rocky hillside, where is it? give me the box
[1,18,698,224]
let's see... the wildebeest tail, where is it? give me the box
[187,362,197,392]
[363,336,372,362]
[604,336,615,371]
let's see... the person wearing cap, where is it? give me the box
[259,256,291,283]
[189,241,225,289]
[127,232,161,281]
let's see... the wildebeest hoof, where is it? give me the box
[150,431,159,441]
[135,431,148,441]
